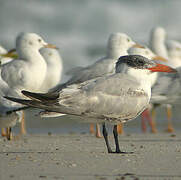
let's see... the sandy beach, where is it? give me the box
[0,133,181,180]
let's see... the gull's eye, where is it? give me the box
[127,38,130,42]
[38,39,42,43]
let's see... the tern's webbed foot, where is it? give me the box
[109,150,134,154]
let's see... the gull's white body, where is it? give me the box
[1,33,48,96]
[0,45,23,128]
[0,33,53,130]
[40,48,63,93]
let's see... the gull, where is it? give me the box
[1,32,56,95]
[149,27,181,132]
[0,54,25,140]
[0,45,22,139]
[5,55,176,153]
[0,32,57,139]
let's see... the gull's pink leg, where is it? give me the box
[20,111,26,135]
[95,124,102,138]
[141,110,147,133]
[1,128,6,137]
[117,123,124,134]
[165,105,174,133]
[89,123,95,135]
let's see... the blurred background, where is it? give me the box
[0,0,181,134]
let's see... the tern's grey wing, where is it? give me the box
[9,74,149,123]
[151,72,181,104]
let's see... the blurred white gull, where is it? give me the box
[150,27,181,68]
[1,32,57,95]
[62,33,140,86]
[149,27,181,132]
[0,33,57,139]
[5,55,176,153]
[149,27,169,59]
[0,47,25,140]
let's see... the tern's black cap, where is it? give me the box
[116,55,156,73]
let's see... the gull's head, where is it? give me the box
[16,32,57,51]
[128,46,155,59]
[150,26,166,41]
[116,55,176,78]
[107,33,143,59]
[128,47,168,63]
[40,48,60,64]
[107,33,136,51]
[167,40,181,57]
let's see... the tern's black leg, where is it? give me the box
[113,125,134,154]
[102,123,112,153]
[113,125,122,153]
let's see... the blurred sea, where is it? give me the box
[0,0,181,134]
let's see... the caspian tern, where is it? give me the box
[40,33,142,137]
[6,55,176,153]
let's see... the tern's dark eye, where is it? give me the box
[137,59,145,66]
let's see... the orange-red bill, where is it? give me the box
[148,63,177,73]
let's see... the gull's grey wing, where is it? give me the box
[65,66,84,76]
[51,57,117,92]
[7,74,149,123]
[0,68,27,114]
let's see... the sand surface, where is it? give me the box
[0,133,181,180]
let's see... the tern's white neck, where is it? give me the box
[120,65,152,99]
